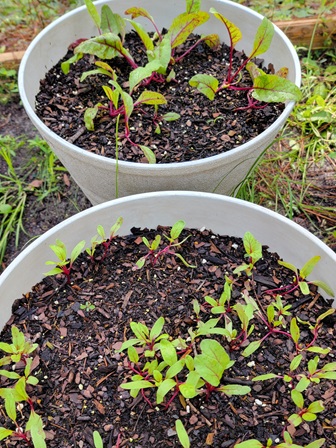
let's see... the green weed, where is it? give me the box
[0,68,18,105]
[0,135,66,266]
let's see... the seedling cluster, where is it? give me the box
[61,0,301,162]
[0,327,45,447]
[1,221,334,448]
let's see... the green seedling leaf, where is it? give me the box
[0,388,16,422]
[166,359,185,379]
[210,8,242,47]
[252,373,278,381]
[300,255,321,279]
[169,12,210,49]
[310,280,334,297]
[49,239,67,263]
[291,389,304,409]
[127,346,139,363]
[14,377,29,402]
[26,411,46,448]
[136,90,167,106]
[44,267,63,277]
[159,339,177,366]
[127,19,154,51]
[246,61,265,81]
[75,33,135,64]
[175,419,190,448]
[61,53,83,75]
[109,216,123,237]
[0,427,13,440]
[162,112,181,121]
[186,0,201,13]
[290,318,300,345]
[170,220,186,241]
[278,259,297,273]
[194,339,233,386]
[295,376,310,392]
[302,412,318,422]
[93,431,104,448]
[316,308,335,324]
[84,106,99,131]
[243,231,262,264]
[217,384,251,396]
[250,17,274,58]
[129,61,162,92]
[0,342,13,354]
[306,346,331,355]
[80,67,115,83]
[288,413,302,427]
[120,379,154,390]
[156,378,176,404]
[179,371,201,399]
[101,6,125,38]
[189,74,218,100]
[26,376,39,386]
[290,354,303,371]
[149,316,165,341]
[120,90,134,121]
[298,280,310,295]
[252,74,302,103]
[307,400,324,414]
[305,440,326,448]
[147,35,172,73]
[84,0,101,29]
[242,340,261,357]
[0,370,20,380]
[235,441,263,448]
[203,34,220,49]
[124,6,154,22]
[70,240,85,264]
[103,85,119,109]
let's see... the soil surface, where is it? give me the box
[0,225,335,447]
[35,32,285,163]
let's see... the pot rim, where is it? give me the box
[2,191,335,270]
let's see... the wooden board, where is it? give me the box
[275,14,336,49]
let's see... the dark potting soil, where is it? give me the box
[0,225,335,447]
[35,32,285,163]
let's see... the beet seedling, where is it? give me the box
[85,217,123,261]
[189,11,302,109]
[203,276,233,315]
[119,316,169,356]
[0,326,38,367]
[290,309,334,354]
[288,389,324,428]
[233,231,263,276]
[264,256,335,297]
[45,238,85,283]
[0,328,46,448]
[135,220,196,269]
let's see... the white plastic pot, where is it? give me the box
[19,0,301,205]
[1,191,335,331]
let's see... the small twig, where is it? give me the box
[221,376,253,386]
[68,127,86,143]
